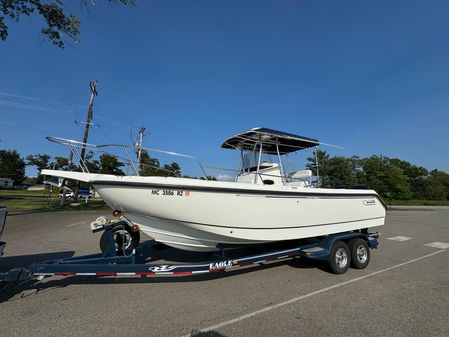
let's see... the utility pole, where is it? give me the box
[80,81,98,162]
[74,81,98,203]
[135,126,146,172]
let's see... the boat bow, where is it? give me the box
[41,169,104,184]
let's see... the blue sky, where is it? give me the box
[1,0,448,177]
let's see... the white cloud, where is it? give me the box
[216,174,234,182]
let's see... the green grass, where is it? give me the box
[0,189,109,213]
[0,189,48,197]
[388,199,449,206]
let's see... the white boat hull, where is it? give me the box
[124,214,384,252]
[41,171,386,252]
[92,177,386,252]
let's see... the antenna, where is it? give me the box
[314,146,320,188]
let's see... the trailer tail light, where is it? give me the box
[112,209,122,217]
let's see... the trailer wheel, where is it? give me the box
[348,238,370,269]
[329,241,350,274]
[100,224,140,255]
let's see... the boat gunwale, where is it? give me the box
[91,179,388,209]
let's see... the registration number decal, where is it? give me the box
[151,189,190,197]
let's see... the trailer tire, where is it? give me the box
[348,238,370,269]
[100,224,140,255]
[329,241,350,274]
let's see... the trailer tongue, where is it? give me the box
[0,215,379,288]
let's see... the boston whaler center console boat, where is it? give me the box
[42,127,386,252]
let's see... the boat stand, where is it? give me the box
[0,219,379,287]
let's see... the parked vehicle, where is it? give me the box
[78,187,93,198]
[58,190,74,199]
[58,188,93,199]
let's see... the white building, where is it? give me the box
[0,178,14,188]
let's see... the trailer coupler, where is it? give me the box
[0,267,32,286]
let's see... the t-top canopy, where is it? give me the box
[221,127,320,154]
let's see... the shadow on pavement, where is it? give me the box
[0,251,75,271]
[189,330,227,336]
[0,252,321,303]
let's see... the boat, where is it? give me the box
[42,127,386,252]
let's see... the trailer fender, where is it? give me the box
[299,232,378,261]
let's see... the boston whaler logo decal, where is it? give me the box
[148,265,177,272]
[209,260,234,270]
[363,199,377,206]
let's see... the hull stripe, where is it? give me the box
[141,214,385,231]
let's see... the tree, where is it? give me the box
[306,149,329,177]
[139,149,162,176]
[358,156,412,199]
[51,156,76,171]
[318,156,360,188]
[84,151,100,173]
[26,153,50,183]
[305,151,449,200]
[99,153,124,175]
[306,150,365,188]
[199,176,217,181]
[383,163,413,200]
[305,149,331,186]
[388,158,428,199]
[423,170,449,200]
[139,149,181,177]
[0,149,25,183]
[162,162,181,177]
[26,153,50,171]
[0,0,135,48]
[361,156,388,196]
[22,176,37,185]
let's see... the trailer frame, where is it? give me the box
[0,219,379,286]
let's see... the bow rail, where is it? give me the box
[46,136,209,179]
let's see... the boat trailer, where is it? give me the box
[0,215,379,287]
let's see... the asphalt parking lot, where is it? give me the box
[0,207,448,337]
